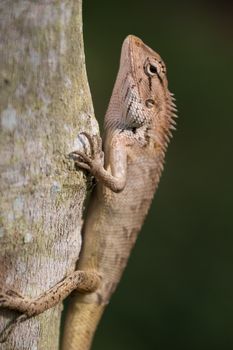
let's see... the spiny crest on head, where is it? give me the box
[151,90,178,152]
[147,90,178,186]
[166,91,178,138]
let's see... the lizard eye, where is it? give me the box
[144,62,158,77]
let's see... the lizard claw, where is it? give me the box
[5,289,23,298]
[79,132,102,158]
[70,133,104,175]
[0,293,11,307]
[71,151,92,171]
[79,132,95,157]
[0,289,25,314]
[0,289,23,307]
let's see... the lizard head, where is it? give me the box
[105,35,177,150]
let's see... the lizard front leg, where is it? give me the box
[71,132,127,193]
[0,270,101,342]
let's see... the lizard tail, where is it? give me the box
[61,297,105,350]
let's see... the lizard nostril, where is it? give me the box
[145,99,155,108]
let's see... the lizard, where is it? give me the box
[0,35,177,349]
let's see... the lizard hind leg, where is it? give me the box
[0,270,101,342]
[0,270,101,315]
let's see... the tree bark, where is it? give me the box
[0,1,97,349]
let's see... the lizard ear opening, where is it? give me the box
[145,99,155,109]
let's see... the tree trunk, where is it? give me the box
[0,1,97,349]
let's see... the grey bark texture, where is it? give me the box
[0,1,98,349]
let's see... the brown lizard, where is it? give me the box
[0,35,177,349]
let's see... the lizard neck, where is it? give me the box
[62,297,105,350]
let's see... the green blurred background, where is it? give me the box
[82,1,233,349]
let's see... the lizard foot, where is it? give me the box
[1,288,24,298]
[0,294,11,309]
[0,289,24,308]
[70,133,104,175]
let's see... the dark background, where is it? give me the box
[82,1,233,349]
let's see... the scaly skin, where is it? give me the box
[62,35,177,349]
[0,35,177,348]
